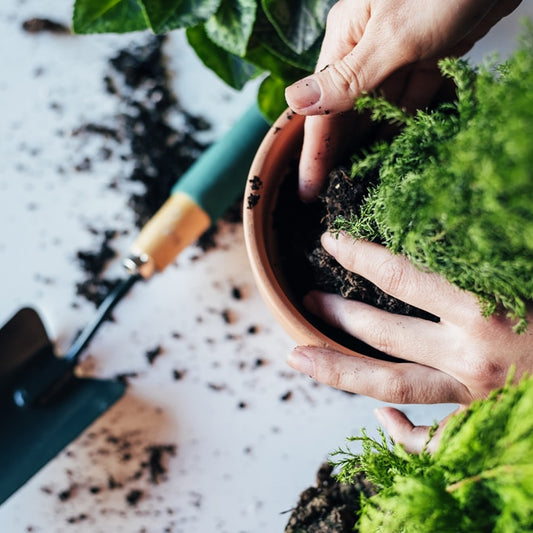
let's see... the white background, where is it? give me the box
[0,1,532,532]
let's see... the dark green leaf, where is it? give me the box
[142,0,221,33]
[251,8,320,71]
[186,24,261,89]
[263,34,321,71]
[245,40,306,81]
[203,0,257,56]
[257,74,287,123]
[73,0,149,34]
[261,0,334,54]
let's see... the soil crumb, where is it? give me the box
[145,345,163,365]
[22,18,70,34]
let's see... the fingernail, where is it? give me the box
[285,77,321,110]
[287,349,315,377]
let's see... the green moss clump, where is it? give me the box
[335,24,533,331]
[331,372,533,532]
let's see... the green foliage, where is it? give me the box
[335,27,533,331]
[331,373,533,532]
[72,0,335,121]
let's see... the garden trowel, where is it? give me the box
[0,104,269,505]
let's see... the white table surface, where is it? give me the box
[1,2,532,532]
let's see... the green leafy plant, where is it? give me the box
[334,24,533,332]
[331,371,533,532]
[72,0,334,121]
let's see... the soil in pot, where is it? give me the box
[273,159,438,358]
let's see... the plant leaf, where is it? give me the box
[204,0,257,57]
[245,39,307,81]
[257,74,286,123]
[261,0,334,54]
[186,24,261,89]
[73,0,149,34]
[251,8,321,71]
[142,0,221,33]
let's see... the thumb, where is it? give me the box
[285,27,403,115]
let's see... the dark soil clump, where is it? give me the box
[75,229,122,307]
[22,18,70,34]
[144,444,177,484]
[285,463,376,533]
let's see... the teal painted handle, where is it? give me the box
[171,103,270,222]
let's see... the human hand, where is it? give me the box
[287,232,533,452]
[285,0,522,201]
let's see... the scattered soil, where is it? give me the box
[38,424,178,523]
[107,36,210,230]
[22,18,70,34]
[274,162,437,356]
[285,462,376,533]
[75,229,121,307]
[73,36,239,307]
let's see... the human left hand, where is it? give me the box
[287,231,533,452]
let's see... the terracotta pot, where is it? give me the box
[243,110,358,356]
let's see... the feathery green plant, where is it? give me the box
[331,372,533,532]
[335,25,533,332]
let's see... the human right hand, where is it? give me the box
[285,0,522,201]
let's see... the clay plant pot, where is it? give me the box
[243,110,358,356]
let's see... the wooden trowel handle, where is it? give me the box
[125,104,269,278]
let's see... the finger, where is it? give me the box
[287,346,472,404]
[291,0,373,201]
[321,232,481,325]
[304,291,456,368]
[374,407,440,454]
[298,111,361,202]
